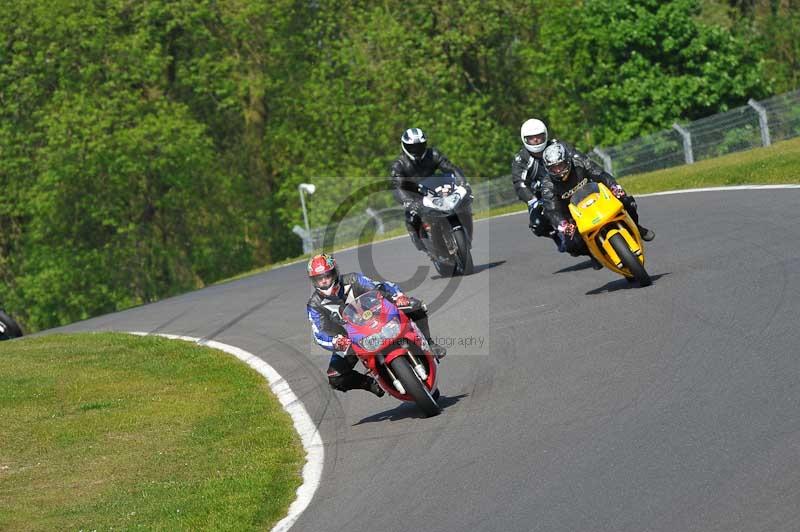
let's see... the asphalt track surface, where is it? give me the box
[55,189,800,532]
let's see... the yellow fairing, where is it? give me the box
[567,182,645,277]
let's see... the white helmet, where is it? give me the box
[520,118,548,154]
[401,128,428,161]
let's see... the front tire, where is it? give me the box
[453,228,474,275]
[433,259,456,277]
[389,356,440,417]
[609,233,651,287]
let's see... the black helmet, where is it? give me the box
[543,141,572,181]
[401,128,428,161]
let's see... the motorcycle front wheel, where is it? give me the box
[609,233,651,287]
[433,258,456,277]
[389,356,441,417]
[453,228,474,275]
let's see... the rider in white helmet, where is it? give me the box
[511,118,558,245]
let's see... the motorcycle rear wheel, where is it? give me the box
[453,228,474,275]
[609,233,651,287]
[389,356,441,417]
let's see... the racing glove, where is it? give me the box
[403,200,421,215]
[393,293,411,308]
[558,220,577,238]
[333,335,352,352]
[610,184,626,198]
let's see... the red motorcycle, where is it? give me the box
[342,290,441,417]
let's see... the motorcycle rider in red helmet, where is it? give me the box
[306,253,446,395]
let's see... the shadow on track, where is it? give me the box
[430,260,506,280]
[585,272,670,295]
[553,259,596,274]
[352,393,469,425]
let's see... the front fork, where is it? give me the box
[374,349,430,395]
[374,354,406,395]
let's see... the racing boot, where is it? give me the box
[365,377,385,397]
[429,341,447,360]
[409,230,427,252]
[637,225,655,242]
[589,256,604,270]
[412,312,447,360]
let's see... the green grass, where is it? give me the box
[619,136,800,193]
[475,136,800,221]
[0,333,303,531]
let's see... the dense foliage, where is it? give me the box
[0,0,795,331]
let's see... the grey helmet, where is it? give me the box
[542,141,572,181]
[401,128,428,161]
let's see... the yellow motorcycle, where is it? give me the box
[568,182,652,286]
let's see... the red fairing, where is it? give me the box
[348,298,438,402]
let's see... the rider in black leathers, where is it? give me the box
[390,128,471,251]
[511,118,558,244]
[306,254,445,395]
[540,141,655,260]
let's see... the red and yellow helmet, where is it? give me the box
[307,254,339,296]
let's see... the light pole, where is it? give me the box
[298,183,316,253]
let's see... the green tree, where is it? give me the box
[524,0,767,149]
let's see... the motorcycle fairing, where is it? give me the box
[568,182,645,277]
[344,293,439,401]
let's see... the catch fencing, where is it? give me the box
[302,88,800,251]
[591,89,800,176]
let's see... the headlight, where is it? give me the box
[442,193,460,210]
[425,193,461,212]
[381,319,400,339]
[359,334,384,352]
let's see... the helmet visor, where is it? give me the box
[404,141,427,159]
[525,133,547,146]
[311,271,337,290]
[548,161,570,179]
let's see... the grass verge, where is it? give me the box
[0,333,303,531]
[618,135,800,193]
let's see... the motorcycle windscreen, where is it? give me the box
[342,290,384,326]
[419,174,456,191]
[570,181,599,206]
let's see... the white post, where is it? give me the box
[672,123,694,164]
[748,98,771,147]
[292,225,313,254]
[365,207,385,235]
[297,183,316,253]
[592,147,613,174]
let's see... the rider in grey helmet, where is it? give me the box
[540,141,655,262]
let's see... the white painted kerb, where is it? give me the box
[129,332,322,532]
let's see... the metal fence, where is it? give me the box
[303,88,800,250]
[591,88,800,176]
